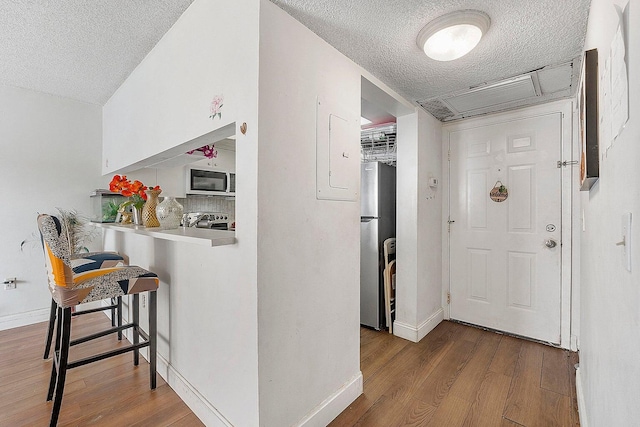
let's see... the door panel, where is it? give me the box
[468,169,489,229]
[449,113,562,344]
[507,251,535,308]
[468,249,490,301]
[508,165,535,232]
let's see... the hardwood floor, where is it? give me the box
[0,315,579,427]
[0,313,203,427]
[332,321,580,427]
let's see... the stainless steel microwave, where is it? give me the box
[186,167,235,196]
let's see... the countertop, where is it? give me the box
[93,223,236,247]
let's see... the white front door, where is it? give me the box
[448,113,562,344]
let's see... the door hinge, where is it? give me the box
[448,150,451,162]
[447,292,451,305]
[557,160,579,168]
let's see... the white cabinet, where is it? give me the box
[197,148,236,173]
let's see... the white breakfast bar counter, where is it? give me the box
[93,220,244,426]
[93,223,236,247]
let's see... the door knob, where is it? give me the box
[544,239,557,249]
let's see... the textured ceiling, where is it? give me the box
[0,0,590,114]
[0,0,194,105]
[270,0,591,108]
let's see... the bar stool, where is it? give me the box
[383,238,396,333]
[38,214,159,427]
[43,252,129,359]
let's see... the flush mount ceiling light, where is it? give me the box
[417,10,490,61]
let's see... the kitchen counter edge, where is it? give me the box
[93,223,236,247]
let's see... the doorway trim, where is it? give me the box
[441,100,575,350]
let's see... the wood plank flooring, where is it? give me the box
[331,321,579,427]
[1,315,579,426]
[0,313,203,427]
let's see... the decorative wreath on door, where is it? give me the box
[490,181,508,202]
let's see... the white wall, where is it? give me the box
[395,109,443,342]
[579,0,640,425]
[100,0,261,425]
[256,2,362,425]
[100,0,445,425]
[102,0,258,175]
[0,84,103,330]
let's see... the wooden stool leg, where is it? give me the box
[49,307,71,427]
[117,296,123,341]
[383,268,392,334]
[132,294,140,366]
[149,291,157,390]
[110,297,116,327]
[46,306,63,401]
[43,299,57,359]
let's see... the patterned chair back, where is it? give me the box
[38,213,158,308]
[38,214,75,290]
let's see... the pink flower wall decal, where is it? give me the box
[210,95,223,120]
[202,145,218,158]
[186,144,218,159]
[186,94,224,158]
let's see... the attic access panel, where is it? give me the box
[442,75,540,114]
[417,58,581,122]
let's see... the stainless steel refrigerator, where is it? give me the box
[360,162,396,329]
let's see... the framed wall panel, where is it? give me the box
[580,48,600,191]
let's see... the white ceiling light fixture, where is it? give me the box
[417,10,491,62]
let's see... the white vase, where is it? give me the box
[156,196,184,229]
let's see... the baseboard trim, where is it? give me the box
[575,366,588,427]
[157,355,234,427]
[114,313,230,426]
[393,308,444,343]
[103,307,363,427]
[296,372,363,427]
[0,307,50,331]
[570,334,579,352]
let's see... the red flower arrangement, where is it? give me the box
[109,175,160,210]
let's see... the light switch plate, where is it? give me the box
[622,212,632,272]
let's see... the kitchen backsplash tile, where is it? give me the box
[177,195,235,223]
